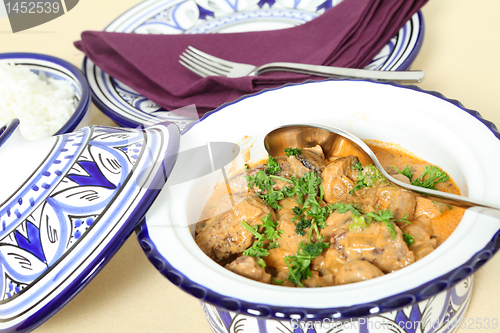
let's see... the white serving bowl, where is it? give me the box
[0,52,91,139]
[138,80,500,332]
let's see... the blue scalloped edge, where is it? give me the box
[138,78,500,321]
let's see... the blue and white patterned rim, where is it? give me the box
[83,0,424,129]
[137,78,500,322]
[0,120,180,332]
[201,275,473,333]
[0,53,91,135]
[0,119,20,149]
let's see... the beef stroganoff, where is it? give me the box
[195,141,464,287]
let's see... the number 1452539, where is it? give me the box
[5,2,60,14]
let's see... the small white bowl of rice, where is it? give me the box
[0,53,91,140]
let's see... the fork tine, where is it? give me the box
[187,46,235,69]
[179,55,218,77]
[179,59,210,78]
[181,52,228,76]
[185,48,231,74]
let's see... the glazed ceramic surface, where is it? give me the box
[201,275,473,332]
[0,53,91,136]
[83,0,424,129]
[137,80,500,328]
[0,119,179,332]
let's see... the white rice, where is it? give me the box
[0,63,76,141]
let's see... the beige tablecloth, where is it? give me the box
[1,1,499,332]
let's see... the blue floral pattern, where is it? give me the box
[0,121,179,332]
[0,127,141,302]
[200,277,473,333]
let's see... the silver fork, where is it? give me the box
[179,46,425,82]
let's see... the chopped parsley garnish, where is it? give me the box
[301,172,322,203]
[285,241,329,287]
[349,215,370,230]
[393,165,450,190]
[256,258,266,267]
[242,240,269,258]
[260,190,285,210]
[350,164,386,194]
[261,213,282,248]
[346,209,410,239]
[413,165,450,190]
[241,220,269,258]
[330,202,362,216]
[382,220,397,239]
[272,279,284,285]
[246,169,275,192]
[403,233,415,246]
[266,156,281,175]
[286,172,329,239]
[245,157,304,210]
[239,154,427,287]
[393,165,413,180]
[245,160,284,208]
[241,215,282,260]
[353,162,364,171]
[245,155,281,191]
[284,147,303,157]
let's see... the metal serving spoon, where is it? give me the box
[263,124,500,210]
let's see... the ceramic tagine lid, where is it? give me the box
[0,118,180,332]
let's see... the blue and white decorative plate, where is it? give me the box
[83,0,424,129]
[0,119,179,332]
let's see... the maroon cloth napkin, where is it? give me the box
[75,0,427,116]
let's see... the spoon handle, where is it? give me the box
[305,124,500,212]
[390,180,500,210]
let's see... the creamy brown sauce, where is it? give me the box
[195,141,464,287]
[368,141,464,245]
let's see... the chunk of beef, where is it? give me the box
[225,256,271,283]
[226,165,265,195]
[401,216,437,260]
[414,197,447,220]
[275,197,298,219]
[264,248,295,287]
[349,184,417,221]
[258,196,310,255]
[302,271,335,287]
[223,161,291,197]
[383,165,412,184]
[334,260,384,285]
[311,248,346,279]
[320,211,353,242]
[288,149,327,178]
[276,212,309,255]
[330,221,415,273]
[195,194,276,264]
[322,155,359,203]
[303,145,325,159]
[275,156,292,178]
[375,186,417,220]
